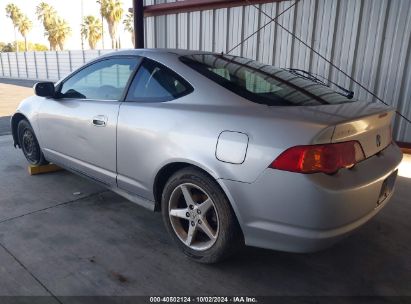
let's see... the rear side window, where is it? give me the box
[126,58,193,102]
[180,54,355,106]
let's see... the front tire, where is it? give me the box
[161,168,242,263]
[17,119,48,166]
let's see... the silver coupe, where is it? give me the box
[11,49,403,263]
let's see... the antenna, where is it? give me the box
[227,0,411,125]
[247,0,411,124]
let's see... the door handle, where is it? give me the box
[92,115,107,127]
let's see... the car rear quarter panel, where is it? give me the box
[116,94,328,201]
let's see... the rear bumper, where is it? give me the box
[220,143,403,252]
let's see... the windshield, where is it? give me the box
[180,54,356,106]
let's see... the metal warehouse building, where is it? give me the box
[142,0,411,143]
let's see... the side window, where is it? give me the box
[126,58,193,102]
[60,57,139,100]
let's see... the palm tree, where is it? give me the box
[36,3,71,51]
[36,2,56,29]
[17,15,32,51]
[36,2,57,50]
[81,16,103,49]
[5,3,22,51]
[123,12,134,47]
[97,0,123,49]
[51,18,71,50]
[45,32,58,51]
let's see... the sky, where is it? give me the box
[0,0,134,50]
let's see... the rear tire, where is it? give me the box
[161,167,242,263]
[17,119,48,166]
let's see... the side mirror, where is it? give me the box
[34,82,55,97]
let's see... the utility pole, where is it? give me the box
[133,0,144,48]
[99,1,105,49]
[14,28,19,52]
[81,0,84,50]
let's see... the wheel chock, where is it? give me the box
[28,163,63,175]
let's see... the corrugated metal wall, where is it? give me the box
[144,0,411,142]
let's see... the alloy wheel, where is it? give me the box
[168,183,219,251]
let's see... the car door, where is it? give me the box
[116,58,194,200]
[38,56,140,186]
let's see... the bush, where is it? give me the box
[0,41,49,52]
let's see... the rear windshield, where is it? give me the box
[180,54,356,106]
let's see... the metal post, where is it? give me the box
[68,50,73,72]
[7,53,11,77]
[15,52,20,78]
[33,51,39,79]
[0,54,4,77]
[45,52,49,80]
[24,51,28,78]
[133,0,144,48]
[56,51,60,79]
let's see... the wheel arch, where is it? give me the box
[152,162,213,211]
[152,161,221,210]
[11,113,29,148]
[153,161,245,245]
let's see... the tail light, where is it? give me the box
[270,141,365,174]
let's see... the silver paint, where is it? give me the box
[12,49,403,252]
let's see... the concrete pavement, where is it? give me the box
[0,79,35,136]
[0,78,38,88]
[0,116,11,136]
[0,81,33,117]
[0,134,411,299]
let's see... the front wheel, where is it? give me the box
[17,119,48,166]
[161,168,242,263]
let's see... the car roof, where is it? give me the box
[103,48,217,58]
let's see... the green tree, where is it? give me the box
[81,16,103,50]
[36,2,71,51]
[49,18,71,51]
[13,41,26,51]
[0,41,48,52]
[97,0,123,49]
[33,43,48,51]
[5,3,22,51]
[36,2,57,50]
[123,12,134,47]
[17,15,32,51]
[0,42,14,52]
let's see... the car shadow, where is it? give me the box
[0,116,11,136]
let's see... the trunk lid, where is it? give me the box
[309,102,394,158]
[253,100,394,158]
[330,109,393,158]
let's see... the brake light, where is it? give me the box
[270,141,365,174]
